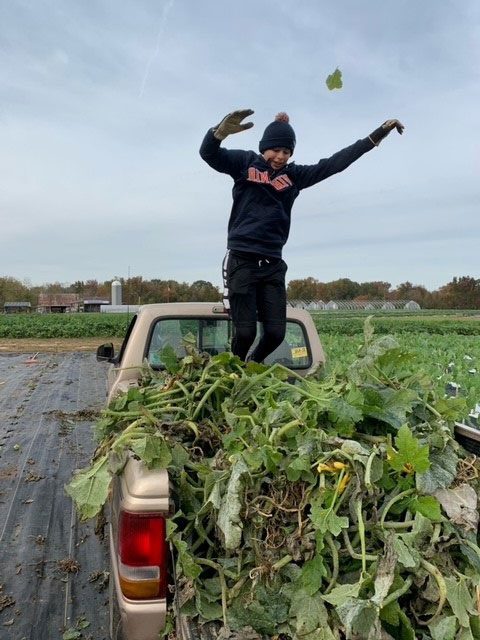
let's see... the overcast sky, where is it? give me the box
[1,0,479,291]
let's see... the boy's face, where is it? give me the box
[262,147,292,170]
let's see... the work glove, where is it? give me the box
[213,109,254,141]
[369,119,405,146]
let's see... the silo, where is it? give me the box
[111,280,122,305]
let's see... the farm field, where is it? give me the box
[312,311,480,413]
[1,309,479,413]
[0,312,130,338]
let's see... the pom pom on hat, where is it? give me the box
[259,112,296,154]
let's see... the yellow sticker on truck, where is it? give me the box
[291,347,308,359]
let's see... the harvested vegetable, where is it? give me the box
[67,323,480,639]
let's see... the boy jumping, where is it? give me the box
[199,109,404,362]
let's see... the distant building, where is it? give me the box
[404,300,421,311]
[326,301,339,310]
[3,302,32,314]
[100,304,140,314]
[288,299,326,310]
[37,293,80,313]
[287,299,422,311]
[83,299,110,313]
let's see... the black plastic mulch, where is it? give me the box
[0,352,110,640]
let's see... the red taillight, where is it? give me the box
[118,511,167,600]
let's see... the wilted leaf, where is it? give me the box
[129,433,172,469]
[326,67,343,90]
[428,615,457,640]
[372,536,397,606]
[217,458,249,550]
[393,535,420,569]
[322,581,362,607]
[65,455,111,521]
[336,598,380,639]
[444,576,476,628]
[416,445,458,493]
[435,484,478,530]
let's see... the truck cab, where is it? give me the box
[97,303,325,640]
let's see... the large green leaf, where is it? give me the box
[444,576,476,628]
[309,501,349,536]
[410,495,442,522]
[290,589,330,635]
[65,454,111,521]
[388,424,430,474]
[322,581,362,607]
[297,555,327,596]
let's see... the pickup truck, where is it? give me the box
[96,302,479,640]
[96,302,325,640]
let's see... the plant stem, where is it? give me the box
[380,488,415,527]
[381,575,413,608]
[381,520,415,529]
[341,529,377,562]
[364,449,377,493]
[272,554,292,571]
[418,559,447,624]
[192,379,223,420]
[356,499,367,573]
[196,558,229,628]
[269,419,301,443]
[324,533,339,593]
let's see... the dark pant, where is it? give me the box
[225,250,287,362]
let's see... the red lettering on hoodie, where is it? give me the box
[247,168,292,191]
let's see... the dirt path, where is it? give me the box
[0,338,123,353]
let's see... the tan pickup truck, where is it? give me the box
[96,302,325,640]
[97,302,479,640]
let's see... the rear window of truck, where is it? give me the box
[146,318,311,369]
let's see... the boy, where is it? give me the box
[199,109,404,362]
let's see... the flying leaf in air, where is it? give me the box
[326,68,343,90]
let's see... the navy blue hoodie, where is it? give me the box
[199,128,375,259]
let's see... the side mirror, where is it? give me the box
[96,342,115,362]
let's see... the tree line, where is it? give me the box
[1,275,479,310]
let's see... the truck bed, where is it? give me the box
[0,352,110,639]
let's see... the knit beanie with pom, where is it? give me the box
[259,112,296,154]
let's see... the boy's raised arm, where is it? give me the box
[293,118,404,190]
[199,109,254,177]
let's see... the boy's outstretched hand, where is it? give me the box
[213,109,254,141]
[369,118,405,145]
[382,119,405,134]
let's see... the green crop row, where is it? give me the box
[321,332,480,412]
[0,313,130,338]
[312,312,480,335]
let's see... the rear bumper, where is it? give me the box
[110,527,166,640]
[454,421,480,456]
